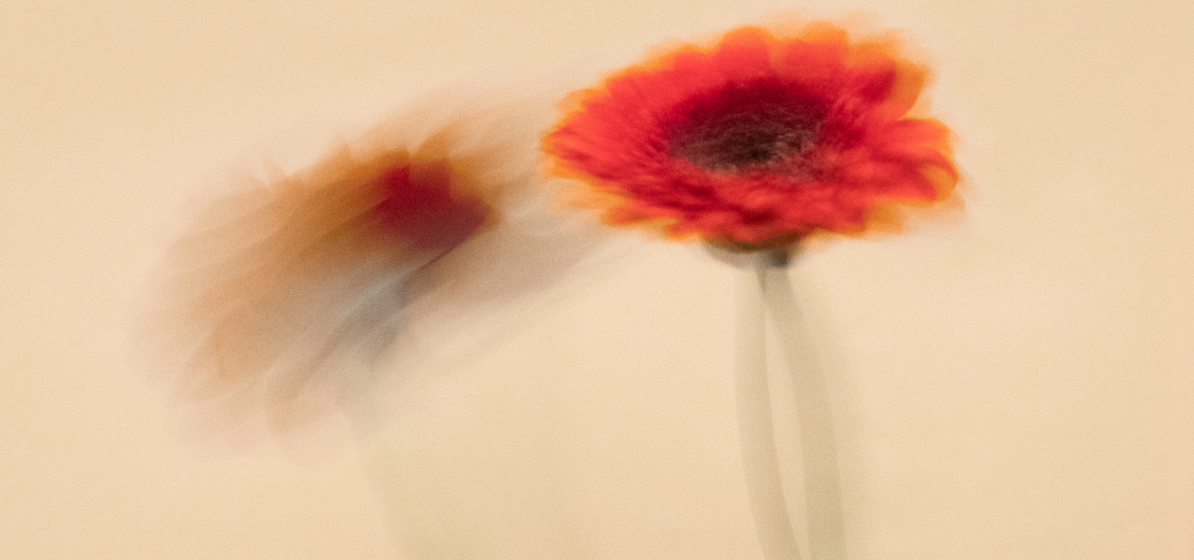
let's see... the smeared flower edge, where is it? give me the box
[137,91,606,443]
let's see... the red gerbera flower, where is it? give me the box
[544,22,959,250]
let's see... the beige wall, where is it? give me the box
[2,0,1192,558]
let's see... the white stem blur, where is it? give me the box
[760,259,846,560]
[736,255,803,560]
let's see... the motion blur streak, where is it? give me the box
[134,92,615,448]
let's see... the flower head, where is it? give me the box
[544,21,959,250]
[138,95,609,441]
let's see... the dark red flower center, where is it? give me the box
[666,80,826,173]
[374,162,490,252]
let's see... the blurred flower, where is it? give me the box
[137,95,609,441]
[544,21,959,250]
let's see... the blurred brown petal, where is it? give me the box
[135,92,615,446]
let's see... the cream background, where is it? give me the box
[2,0,1193,559]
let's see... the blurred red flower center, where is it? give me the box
[375,162,490,253]
[666,80,827,172]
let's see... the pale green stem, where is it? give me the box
[736,253,803,560]
[761,261,847,560]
